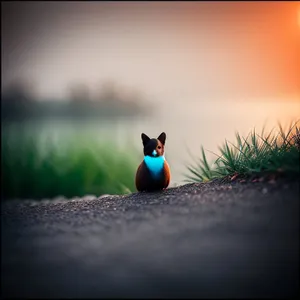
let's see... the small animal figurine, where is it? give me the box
[135,132,171,192]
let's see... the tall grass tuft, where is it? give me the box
[1,134,140,200]
[185,120,300,183]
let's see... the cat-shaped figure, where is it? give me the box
[135,132,171,192]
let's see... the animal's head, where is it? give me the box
[141,132,166,157]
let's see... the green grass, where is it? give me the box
[1,133,141,200]
[185,120,300,183]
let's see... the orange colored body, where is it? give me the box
[135,160,170,192]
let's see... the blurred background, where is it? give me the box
[1,1,300,200]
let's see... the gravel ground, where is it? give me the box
[1,177,299,299]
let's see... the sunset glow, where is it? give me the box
[2,1,300,185]
[298,6,300,28]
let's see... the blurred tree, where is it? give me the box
[1,79,36,104]
[68,82,91,103]
[96,80,121,103]
[1,79,38,120]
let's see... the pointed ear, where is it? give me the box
[157,132,166,145]
[141,133,150,146]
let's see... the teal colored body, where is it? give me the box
[144,155,165,179]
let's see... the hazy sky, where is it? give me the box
[2,1,300,102]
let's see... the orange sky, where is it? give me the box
[2,1,300,102]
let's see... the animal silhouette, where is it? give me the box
[135,132,171,192]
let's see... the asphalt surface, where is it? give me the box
[1,177,299,298]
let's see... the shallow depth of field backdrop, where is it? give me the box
[1,2,300,199]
